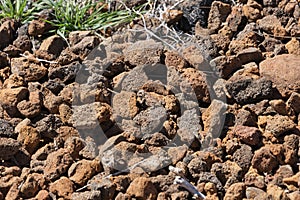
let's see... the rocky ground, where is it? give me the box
[0,0,300,199]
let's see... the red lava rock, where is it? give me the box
[285,37,300,55]
[68,30,93,46]
[226,5,246,33]
[28,19,52,36]
[35,190,50,200]
[244,167,266,188]
[71,36,101,59]
[49,176,74,200]
[10,57,48,82]
[207,1,231,33]
[124,39,164,66]
[112,91,139,119]
[181,68,210,103]
[0,20,16,50]
[3,74,25,89]
[182,45,205,69]
[242,0,262,22]
[266,184,290,200]
[44,148,74,180]
[234,125,261,146]
[210,55,242,79]
[64,136,85,159]
[223,182,245,200]
[246,186,267,199]
[20,173,46,198]
[251,146,279,173]
[0,137,21,160]
[41,87,63,114]
[126,177,158,200]
[17,90,42,118]
[0,87,28,116]
[36,35,67,59]
[164,50,188,72]
[258,115,296,137]
[259,54,300,98]
[287,92,300,114]
[211,161,243,188]
[71,102,112,129]
[68,159,102,186]
[17,125,40,154]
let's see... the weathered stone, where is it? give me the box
[112,91,139,119]
[17,126,40,154]
[252,146,279,173]
[20,173,46,198]
[124,40,164,66]
[242,0,262,22]
[0,87,28,116]
[0,137,21,160]
[126,177,157,200]
[246,187,267,199]
[11,57,48,82]
[164,50,188,72]
[71,191,102,200]
[0,20,16,49]
[259,54,300,98]
[0,119,15,138]
[287,92,300,114]
[49,177,74,200]
[258,115,296,137]
[226,78,273,104]
[207,1,231,32]
[234,125,261,146]
[210,55,242,79]
[36,35,66,59]
[71,102,112,129]
[224,182,245,200]
[44,148,73,180]
[68,159,101,186]
[233,145,253,174]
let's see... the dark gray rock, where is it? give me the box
[0,119,16,138]
[226,78,273,104]
[232,144,253,175]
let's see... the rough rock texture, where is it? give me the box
[259,54,300,97]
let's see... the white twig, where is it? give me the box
[19,53,58,64]
[173,176,206,200]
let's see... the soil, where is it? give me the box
[0,0,300,200]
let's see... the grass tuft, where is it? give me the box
[0,0,38,23]
[38,0,147,37]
